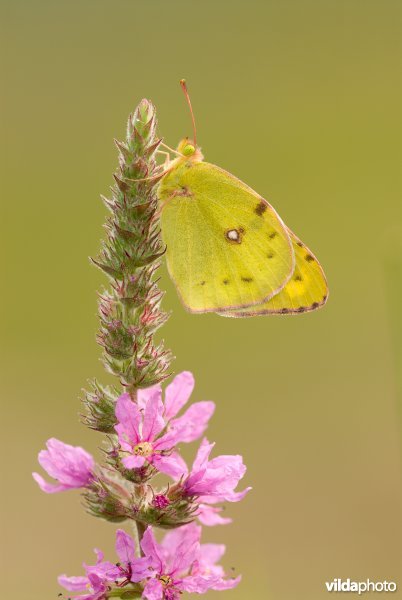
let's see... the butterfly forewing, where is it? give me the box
[219,230,328,317]
[159,162,294,313]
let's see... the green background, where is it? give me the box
[2,1,402,598]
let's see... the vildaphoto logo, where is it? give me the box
[325,579,397,594]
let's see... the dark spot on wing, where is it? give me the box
[294,274,303,282]
[223,279,229,285]
[305,254,315,262]
[280,308,289,314]
[297,241,303,247]
[312,302,320,309]
[255,201,267,216]
[200,281,206,286]
[267,252,275,259]
[322,294,327,302]
[269,231,277,239]
[296,306,307,313]
[241,277,253,283]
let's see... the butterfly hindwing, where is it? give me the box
[159,161,295,313]
[219,230,328,317]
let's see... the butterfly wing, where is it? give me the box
[219,230,328,317]
[158,161,295,313]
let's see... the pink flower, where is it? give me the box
[58,547,118,600]
[111,529,153,584]
[59,526,239,600]
[115,372,214,478]
[32,438,94,493]
[58,531,149,599]
[182,439,251,503]
[137,523,240,599]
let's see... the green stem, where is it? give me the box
[108,586,142,598]
[131,520,146,557]
[131,518,147,557]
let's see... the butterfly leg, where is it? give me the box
[156,150,172,170]
[156,189,188,217]
[125,167,167,184]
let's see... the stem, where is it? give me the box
[131,519,147,557]
[128,387,138,402]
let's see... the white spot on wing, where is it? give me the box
[227,229,239,241]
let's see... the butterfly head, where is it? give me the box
[176,137,204,162]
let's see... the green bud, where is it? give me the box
[81,379,118,433]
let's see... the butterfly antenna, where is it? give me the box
[180,79,197,147]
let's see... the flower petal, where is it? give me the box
[122,454,145,469]
[115,394,141,445]
[170,401,215,443]
[185,449,250,501]
[143,578,164,600]
[197,504,232,526]
[198,543,226,566]
[115,529,136,564]
[212,575,242,590]
[160,522,200,555]
[58,574,89,591]
[32,472,69,494]
[220,487,252,502]
[35,438,94,491]
[142,387,165,441]
[152,452,188,479]
[140,527,164,572]
[164,371,195,420]
[167,523,201,575]
[44,438,94,472]
[130,556,155,583]
[137,383,162,411]
[193,438,214,471]
[180,574,215,594]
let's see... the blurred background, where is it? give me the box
[2,0,402,598]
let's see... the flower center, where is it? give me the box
[159,574,172,587]
[133,442,153,457]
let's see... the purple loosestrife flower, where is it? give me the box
[58,533,148,599]
[115,371,214,478]
[32,438,94,493]
[138,523,240,599]
[108,529,153,584]
[181,438,251,504]
[58,548,118,600]
[58,526,239,599]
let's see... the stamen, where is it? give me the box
[133,441,153,457]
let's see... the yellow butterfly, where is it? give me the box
[156,81,328,316]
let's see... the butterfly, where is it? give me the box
[156,80,328,316]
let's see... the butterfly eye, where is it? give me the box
[182,144,195,156]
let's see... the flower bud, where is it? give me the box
[82,379,118,433]
[83,475,129,523]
